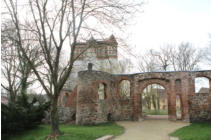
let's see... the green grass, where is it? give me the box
[144,109,168,115]
[170,122,211,140]
[6,122,124,140]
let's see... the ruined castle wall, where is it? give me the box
[74,68,211,125]
[76,70,119,125]
[189,93,211,122]
[120,98,134,120]
[76,70,135,125]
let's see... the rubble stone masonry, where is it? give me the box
[189,93,211,122]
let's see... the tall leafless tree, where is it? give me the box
[149,46,172,71]
[1,21,42,102]
[171,42,203,71]
[3,0,143,136]
[137,51,158,72]
[139,43,203,72]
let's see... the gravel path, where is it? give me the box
[114,115,189,140]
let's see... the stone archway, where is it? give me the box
[137,79,177,120]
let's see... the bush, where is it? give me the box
[1,93,50,139]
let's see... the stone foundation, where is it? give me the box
[58,107,76,123]
[43,107,76,124]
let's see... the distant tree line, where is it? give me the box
[137,42,205,72]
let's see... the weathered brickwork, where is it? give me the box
[57,87,77,123]
[59,64,211,125]
[120,98,134,120]
[76,70,128,125]
[189,93,211,122]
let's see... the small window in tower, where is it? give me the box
[98,47,106,57]
[107,46,116,56]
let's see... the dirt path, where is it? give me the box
[114,116,189,140]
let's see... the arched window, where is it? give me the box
[142,84,168,116]
[176,95,182,119]
[98,83,107,100]
[175,79,182,94]
[195,77,210,93]
[175,79,182,119]
[119,80,130,98]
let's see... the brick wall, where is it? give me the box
[120,98,134,120]
[76,70,133,125]
[68,67,211,125]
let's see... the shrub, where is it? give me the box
[1,93,50,139]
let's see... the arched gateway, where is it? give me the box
[72,65,211,125]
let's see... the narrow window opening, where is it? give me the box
[98,83,107,100]
[119,80,130,98]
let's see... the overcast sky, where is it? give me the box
[127,0,211,52]
[1,0,211,92]
[121,0,211,72]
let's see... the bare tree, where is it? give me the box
[172,42,202,71]
[149,46,173,71]
[1,21,42,102]
[204,35,211,65]
[137,51,158,72]
[1,22,20,102]
[3,0,143,136]
[137,46,172,72]
[138,43,203,72]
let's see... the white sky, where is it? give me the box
[127,0,211,53]
[119,0,211,71]
[1,0,211,93]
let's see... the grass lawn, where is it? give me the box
[144,109,168,115]
[6,122,124,140]
[170,122,211,140]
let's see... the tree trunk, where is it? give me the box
[146,86,151,110]
[156,88,160,111]
[50,97,62,136]
[157,96,160,111]
[152,94,157,111]
[9,90,16,103]
[20,77,28,95]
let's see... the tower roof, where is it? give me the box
[108,34,118,44]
